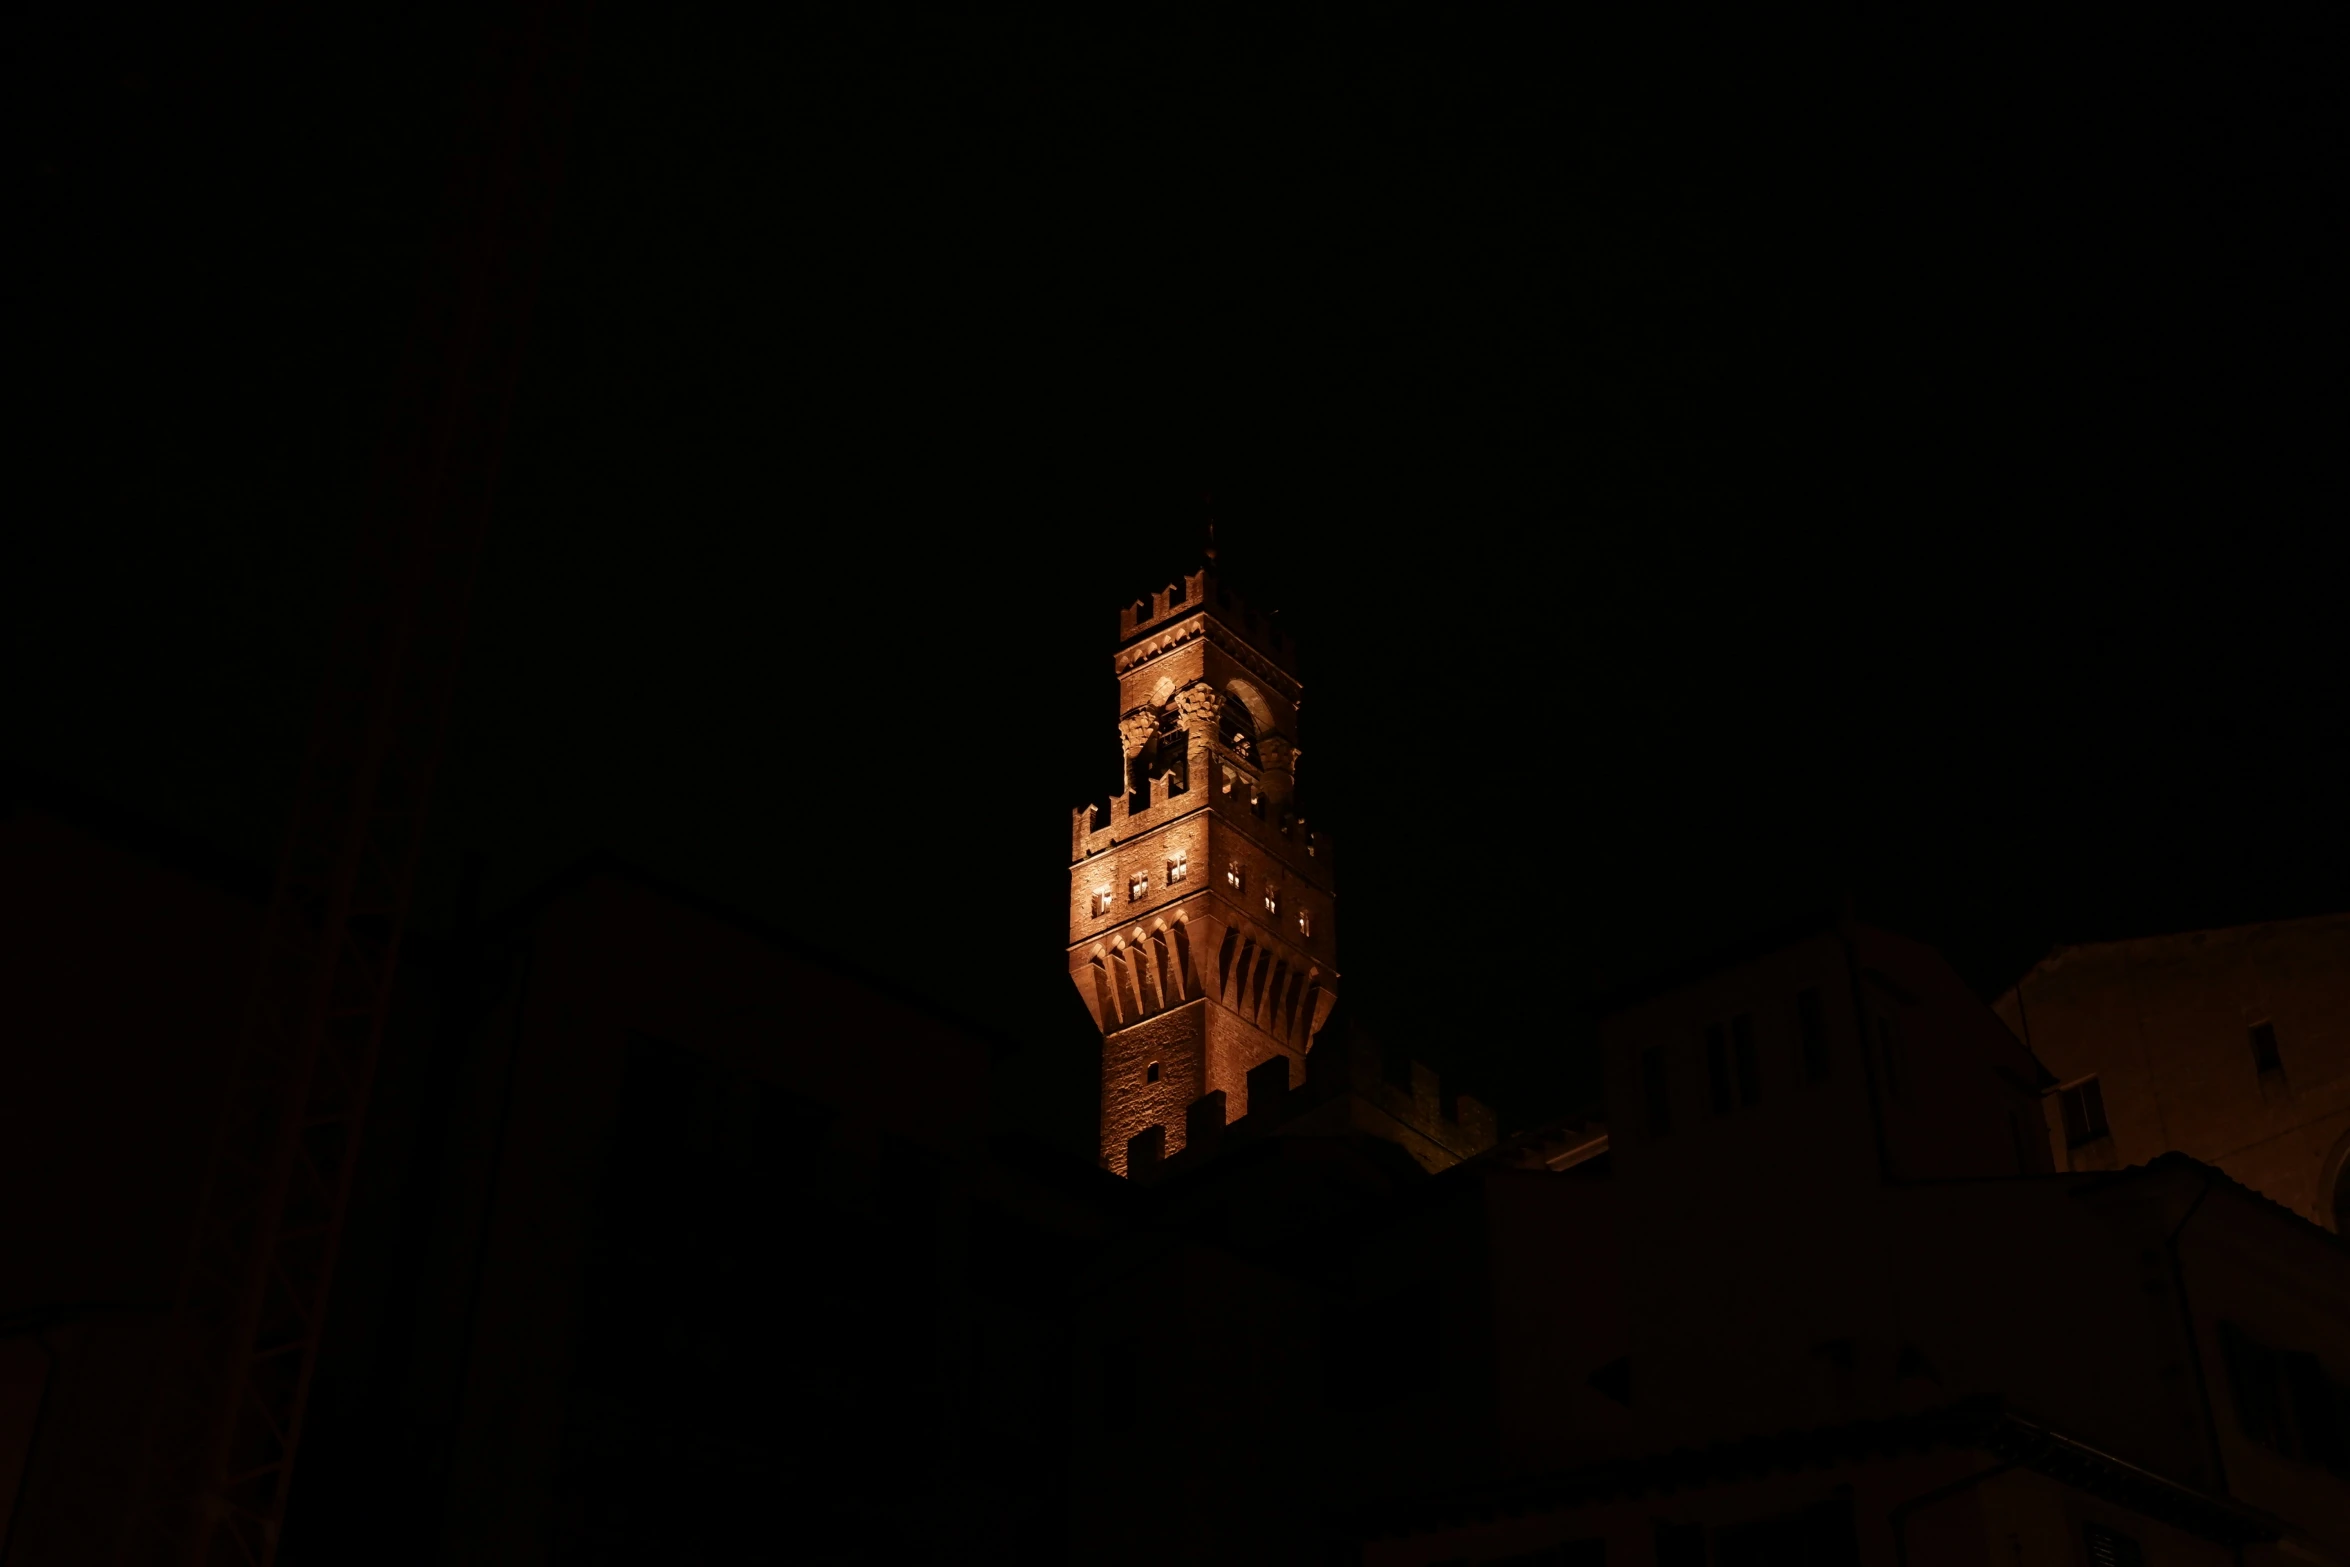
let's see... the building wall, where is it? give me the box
[1997,915,2350,1227]
[1602,931,1908,1446]
[1600,926,2192,1466]
[251,854,1134,1566]
[0,807,265,1566]
[1365,1445,2248,1567]
[2167,1176,2350,1557]
[1067,1236,1328,1567]
[1099,1000,1209,1169]
[1483,1167,1627,1473]
[1893,1178,2209,1485]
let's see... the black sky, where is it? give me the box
[12,7,2348,1150]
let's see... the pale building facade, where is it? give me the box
[1996,913,2350,1231]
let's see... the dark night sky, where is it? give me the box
[11,7,2348,1151]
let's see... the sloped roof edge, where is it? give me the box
[2005,908,2350,995]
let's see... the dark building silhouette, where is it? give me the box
[4,578,2350,1566]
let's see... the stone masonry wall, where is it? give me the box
[1998,912,2350,1225]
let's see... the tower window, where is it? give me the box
[1305,831,1317,857]
[1166,850,1188,885]
[1298,910,1312,938]
[2059,1076,2110,1147]
[1128,873,1148,902]
[1145,1061,1160,1083]
[1090,888,1112,918]
[2252,1021,2283,1075]
[1263,888,1280,917]
[1226,862,1243,892]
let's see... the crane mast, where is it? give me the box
[119,5,590,1562]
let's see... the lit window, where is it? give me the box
[2059,1077,2109,1146]
[1128,873,1148,902]
[1264,888,1280,917]
[1298,909,1312,938]
[1167,850,1189,885]
[1226,862,1243,892]
[1305,831,1317,857]
[1090,888,1112,918]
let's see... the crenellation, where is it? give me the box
[1116,569,1212,641]
[1113,565,1303,690]
[1129,1024,1497,1183]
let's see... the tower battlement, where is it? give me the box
[1116,566,1301,682]
[1124,1029,1498,1181]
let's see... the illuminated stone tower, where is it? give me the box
[1068,562,1337,1175]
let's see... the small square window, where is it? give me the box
[2059,1077,2109,1147]
[2251,1021,2283,1075]
[1145,1061,1160,1083]
[1298,909,1313,938]
[1128,873,1148,902]
[1263,889,1280,917]
[1166,851,1189,885]
[1090,889,1112,918]
[1226,862,1243,892]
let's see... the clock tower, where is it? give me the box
[1067,562,1337,1175]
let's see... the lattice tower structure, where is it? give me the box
[113,5,589,1562]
